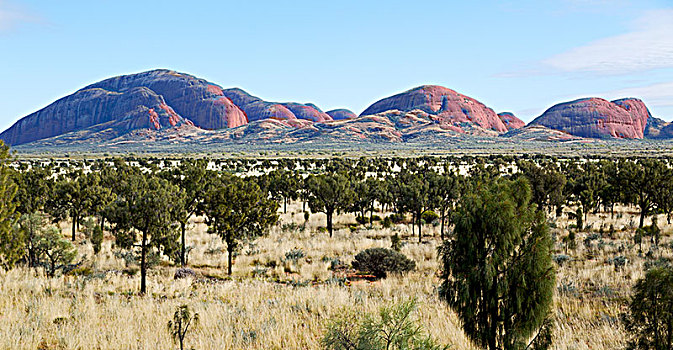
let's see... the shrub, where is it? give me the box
[284,248,305,263]
[421,210,439,224]
[553,254,571,266]
[356,216,369,225]
[352,248,415,278]
[371,215,382,222]
[389,213,405,224]
[382,217,393,229]
[391,233,402,252]
[321,299,449,350]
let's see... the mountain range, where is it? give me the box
[1,69,671,149]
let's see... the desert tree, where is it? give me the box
[428,168,461,239]
[12,163,53,216]
[81,171,116,239]
[306,173,353,237]
[623,266,673,350]
[106,171,183,294]
[393,170,433,242]
[161,159,210,266]
[46,170,88,241]
[36,226,77,277]
[517,160,566,214]
[618,159,665,228]
[439,178,555,350]
[201,174,279,275]
[264,169,299,214]
[0,141,21,270]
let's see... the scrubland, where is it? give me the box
[0,202,670,350]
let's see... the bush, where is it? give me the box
[356,216,370,225]
[421,210,439,224]
[321,299,449,350]
[371,215,382,222]
[382,217,393,229]
[284,248,305,263]
[389,213,405,224]
[391,233,402,252]
[352,248,415,278]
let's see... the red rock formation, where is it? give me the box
[529,98,652,139]
[497,112,525,130]
[326,109,357,120]
[360,85,508,132]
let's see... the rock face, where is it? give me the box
[84,70,248,130]
[3,69,667,147]
[220,88,333,122]
[0,69,245,145]
[529,98,651,139]
[497,112,525,130]
[360,85,509,133]
[326,109,357,120]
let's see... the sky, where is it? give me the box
[1,0,672,131]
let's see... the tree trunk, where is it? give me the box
[71,213,76,241]
[140,229,147,295]
[639,207,645,228]
[227,244,234,275]
[180,221,186,267]
[611,204,614,219]
[284,198,287,214]
[440,210,446,240]
[327,211,333,238]
[418,211,422,243]
[99,216,105,234]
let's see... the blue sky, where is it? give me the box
[1,0,672,131]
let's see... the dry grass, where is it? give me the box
[1,202,671,349]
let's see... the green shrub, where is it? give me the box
[421,210,439,224]
[382,217,393,229]
[371,215,382,222]
[321,299,449,350]
[391,233,402,252]
[389,213,405,224]
[356,216,370,225]
[352,248,415,278]
[284,248,305,263]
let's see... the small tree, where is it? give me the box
[36,226,77,277]
[0,141,21,270]
[107,172,183,294]
[623,266,673,350]
[47,171,87,241]
[439,178,555,350]
[393,171,433,243]
[161,159,209,267]
[202,174,279,275]
[168,304,199,350]
[306,173,353,237]
[82,217,103,254]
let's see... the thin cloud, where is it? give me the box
[543,9,673,75]
[0,1,41,33]
[603,81,673,108]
